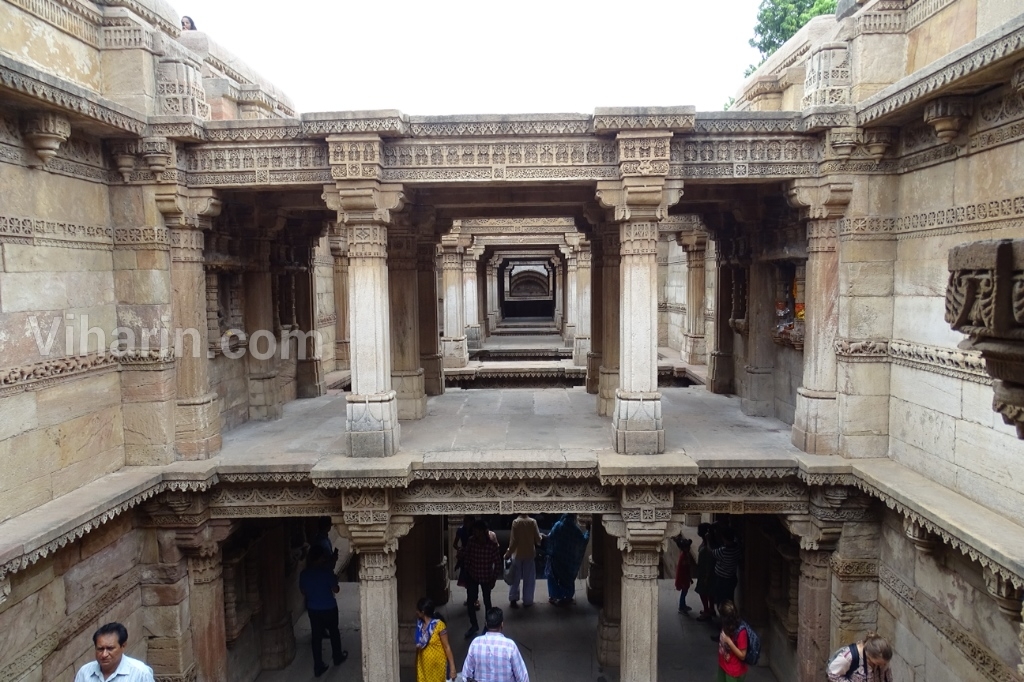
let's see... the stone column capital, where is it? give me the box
[596,176,684,223]
[785,177,852,220]
[323,181,405,227]
[156,186,223,230]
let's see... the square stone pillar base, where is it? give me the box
[392,369,427,420]
[792,388,839,455]
[681,334,706,365]
[597,612,621,667]
[346,390,400,457]
[296,358,326,398]
[586,352,602,394]
[598,366,619,416]
[563,323,576,346]
[573,335,591,367]
[612,390,664,454]
[707,351,733,394]
[740,365,774,416]
[248,372,283,421]
[335,340,350,370]
[465,324,481,349]
[175,392,222,459]
[441,336,468,368]
[420,352,444,396]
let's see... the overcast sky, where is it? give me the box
[169,0,764,116]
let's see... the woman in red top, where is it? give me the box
[717,601,748,681]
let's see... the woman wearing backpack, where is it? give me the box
[716,601,748,681]
[826,633,893,682]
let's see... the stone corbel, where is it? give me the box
[21,111,71,168]
[0,576,9,606]
[862,128,896,161]
[946,239,1024,437]
[903,517,941,555]
[142,136,172,181]
[110,140,138,182]
[983,567,1024,621]
[333,182,405,227]
[786,178,853,221]
[1013,60,1024,95]
[829,127,862,159]
[156,186,223,230]
[329,221,348,258]
[923,97,972,145]
[596,177,685,223]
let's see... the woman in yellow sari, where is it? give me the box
[415,597,457,682]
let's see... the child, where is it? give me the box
[673,534,694,613]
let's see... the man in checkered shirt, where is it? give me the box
[463,607,529,682]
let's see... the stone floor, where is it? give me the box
[217,385,800,466]
[255,579,780,682]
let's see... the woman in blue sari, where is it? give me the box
[545,513,589,606]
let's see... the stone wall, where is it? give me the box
[877,508,1021,682]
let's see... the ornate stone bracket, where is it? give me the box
[945,239,1024,437]
[983,567,1024,621]
[21,111,71,168]
[904,517,941,555]
[924,97,972,145]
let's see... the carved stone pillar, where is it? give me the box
[418,238,445,396]
[177,521,234,682]
[614,216,668,453]
[259,521,296,669]
[797,549,832,682]
[323,165,404,457]
[597,526,622,667]
[339,495,413,682]
[463,246,482,349]
[828,504,880,648]
[788,179,851,454]
[705,232,736,394]
[603,485,679,681]
[554,258,564,331]
[486,260,499,335]
[389,224,426,419]
[157,187,222,459]
[245,243,283,420]
[682,237,707,364]
[439,232,468,368]
[563,246,578,344]
[396,519,428,667]
[574,244,593,367]
[587,513,606,605]
[599,228,621,416]
[294,245,326,399]
[741,260,776,417]
[598,136,683,453]
[331,225,351,371]
[588,235,604,394]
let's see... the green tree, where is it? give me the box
[749,0,837,61]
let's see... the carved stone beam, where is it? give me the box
[946,239,1024,437]
[1013,60,1024,95]
[786,178,853,221]
[21,111,71,168]
[923,97,972,145]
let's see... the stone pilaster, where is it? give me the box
[157,186,223,459]
[588,233,604,394]
[599,227,621,416]
[829,508,880,648]
[389,222,426,420]
[788,179,852,455]
[138,525,195,682]
[574,243,593,367]
[417,237,445,396]
[597,528,622,667]
[396,519,428,667]
[331,225,351,371]
[323,157,404,457]
[681,235,707,364]
[112,181,175,465]
[705,232,736,394]
[439,229,468,369]
[294,243,327,399]
[797,549,832,682]
[463,245,482,349]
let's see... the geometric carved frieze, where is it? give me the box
[830,556,879,582]
[0,350,178,399]
[669,136,819,180]
[391,480,617,516]
[0,214,113,250]
[674,480,810,515]
[208,485,341,518]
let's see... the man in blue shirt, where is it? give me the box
[300,544,348,677]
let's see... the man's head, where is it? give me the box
[92,623,128,676]
[484,607,504,632]
[472,519,489,541]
